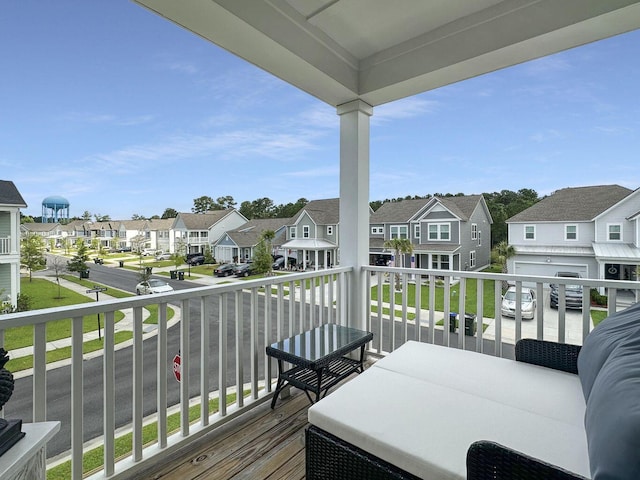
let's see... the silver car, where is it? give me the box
[501,287,536,320]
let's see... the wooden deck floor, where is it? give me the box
[143,389,314,480]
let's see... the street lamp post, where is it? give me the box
[188,243,191,277]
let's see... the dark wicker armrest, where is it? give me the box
[467,441,587,480]
[515,338,581,374]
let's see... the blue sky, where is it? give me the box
[2,2,639,221]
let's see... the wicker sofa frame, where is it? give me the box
[305,339,587,480]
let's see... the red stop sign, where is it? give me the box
[173,354,181,382]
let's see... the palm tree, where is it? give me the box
[493,240,516,291]
[383,238,413,290]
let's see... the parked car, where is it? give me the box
[186,254,205,266]
[155,252,172,261]
[501,287,536,320]
[214,263,236,277]
[234,262,256,277]
[272,256,297,270]
[135,279,174,295]
[549,271,583,309]
[141,249,156,256]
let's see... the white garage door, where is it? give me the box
[514,262,588,280]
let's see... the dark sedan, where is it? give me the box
[234,263,256,277]
[214,263,235,277]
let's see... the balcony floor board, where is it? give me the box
[145,389,311,480]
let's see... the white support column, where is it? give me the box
[338,99,373,331]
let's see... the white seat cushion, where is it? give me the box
[374,341,585,427]
[308,345,591,479]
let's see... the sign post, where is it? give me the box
[86,285,108,340]
[173,353,181,382]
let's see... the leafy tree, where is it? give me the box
[91,238,100,250]
[274,198,308,218]
[67,242,90,278]
[161,208,178,219]
[172,239,187,271]
[252,230,275,276]
[131,213,146,220]
[383,237,413,290]
[82,210,92,221]
[192,196,216,213]
[21,233,47,282]
[21,215,35,224]
[240,197,276,219]
[94,213,111,222]
[203,244,216,264]
[216,196,236,210]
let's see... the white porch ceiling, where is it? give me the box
[134,0,640,107]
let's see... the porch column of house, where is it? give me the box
[338,99,373,331]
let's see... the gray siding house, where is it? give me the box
[173,210,248,256]
[214,218,290,263]
[370,195,492,272]
[282,198,341,270]
[0,180,27,307]
[507,184,640,282]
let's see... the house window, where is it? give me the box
[414,224,420,239]
[371,226,383,235]
[565,225,577,241]
[428,223,450,241]
[471,224,478,240]
[524,225,535,240]
[303,225,310,238]
[327,225,334,236]
[290,227,296,239]
[469,251,476,268]
[608,224,622,241]
[390,225,408,239]
[432,254,450,270]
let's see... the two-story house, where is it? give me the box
[370,195,493,272]
[214,218,290,263]
[173,210,248,256]
[147,218,175,254]
[506,185,640,283]
[0,180,27,307]
[281,198,340,270]
[20,222,63,246]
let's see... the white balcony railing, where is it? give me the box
[0,236,10,254]
[0,266,637,479]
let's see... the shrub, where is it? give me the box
[590,288,608,307]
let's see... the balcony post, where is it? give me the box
[337,99,373,331]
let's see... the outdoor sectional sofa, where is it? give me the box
[306,301,640,479]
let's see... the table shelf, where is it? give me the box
[281,356,362,397]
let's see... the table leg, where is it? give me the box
[270,359,286,409]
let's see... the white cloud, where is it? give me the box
[372,97,439,125]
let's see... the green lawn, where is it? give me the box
[4,277,174,371]
[371,277,498,318]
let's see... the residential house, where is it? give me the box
[0,180,27,306]
[507,185,640,282]
[173,210,248,256]
[281,198,341,270]
[20,222,63,246]
[88,220,125,251]
[370,195,493,272]
[214,218,290,263]
[59,220,91,246]
[147,218,175,254]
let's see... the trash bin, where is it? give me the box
[449,312,457,332]
[80,270,90,279]
[145,267,153,275]
[178,271,185,280]
[170,270,178,280]
[464,313,477,336]
[119,260,124,268]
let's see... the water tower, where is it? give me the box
[42,195,70,223]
